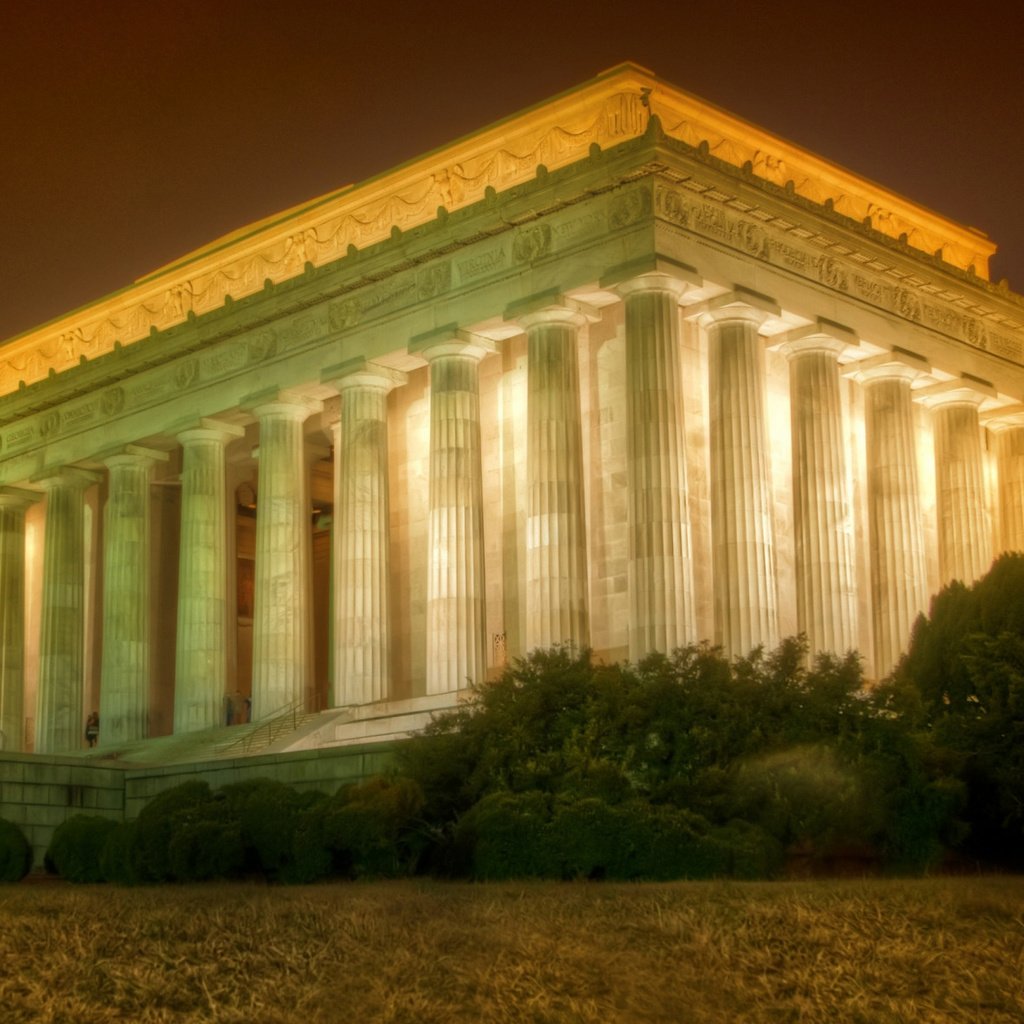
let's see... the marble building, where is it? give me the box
[1,63,1023,755]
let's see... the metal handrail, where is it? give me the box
[216,696,308,757]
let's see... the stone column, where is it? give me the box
[917,379,994,586]
[984,406,1024,554]
[410,329,495,694]
[699,290,780,660]
[174,421,244,732]
[0,488,39,752]
[35,468,97,754]
[249,392,321,718]
[617,275,697,660]
[99,447,167,744]
[324,360,405,707]
[510,299,590,652]
[850,354,930,676]
[779,322,858,658]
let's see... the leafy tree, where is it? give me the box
[886,554,1024,867]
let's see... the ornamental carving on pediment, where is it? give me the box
[816,257,849,292]
[896,287,922,323]
[329,299,360,332]
[417,262,452,300]
[512,224,552,264]
[39,411,61,439]
[283,230,318,272]
[246,331,278,364]
[174,359,199,390]
[609,188,651,229]
[964,316,986,350]
[162,283,193,324]
[101,387,125,417]
[655,186,689,226]
[737,220,768,259]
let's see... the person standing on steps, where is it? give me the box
[84,711,99,748]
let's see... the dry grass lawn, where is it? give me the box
[0,876,1021,1023]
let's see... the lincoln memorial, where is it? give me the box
[2,63,1023,756]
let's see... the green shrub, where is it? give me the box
[216,778,323,880]
[455,791,554,880]
[0,818,32,882]
[46,816,118,883]
[167,819,246,881]
[134,781,215,881]
[547,798,633,879]
[99,821,141,884]
[323,776,426,878]
[282,802,334,884]
[706,820,785,879]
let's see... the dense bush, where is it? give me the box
[49,557,1024,885]
[454,791,553,880]
[134,780,216,882]
[0,818,32,882]
[167,818,246,881]
[46,816,118,883]
[218,779,326,880]
[321,776,426,878]
[99,821,141,884]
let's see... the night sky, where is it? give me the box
[2,0,1021,343]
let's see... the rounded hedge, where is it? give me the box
[46,816,118,883]
[0,818,32,882]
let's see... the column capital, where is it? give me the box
[33,467,100,491]
[0,486,42,510]
[100,444,170,470]
[777,318,859,361]
[845,349,931,387]
[982,403,1024,431]
[408,324,497,364]
[914,376,997,410]
[504,289,597,329]
[243,388,323,421]
[692,286,781,329]
[599,255,701,297]
[176,419,247,446]
[322,358,407,393]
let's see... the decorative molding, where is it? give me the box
[0,64,1004,397]
[654,181,1023,364]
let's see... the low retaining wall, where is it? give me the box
[0,741,397,867]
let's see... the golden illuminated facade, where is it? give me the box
[2,63,1023,755]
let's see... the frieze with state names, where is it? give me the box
[654,183,1023,363]
[0,319,290,459]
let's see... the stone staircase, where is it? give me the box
[74,701,331,768]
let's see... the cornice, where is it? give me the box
[649,138,1024,366]
[0,63,1007,398]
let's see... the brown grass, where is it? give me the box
[0,876,1021,1023]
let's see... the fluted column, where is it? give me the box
[984,406,1024,554]
[0,488,38,752]
[512,300,590,651]
[850,354,929,676]
[174,421,244,732]
[699,290,779,659]
[35,468,97,753]
[779,323,858,658]
[616,275,697,660]
[917,379,993,585]
[250,392,321,718]
[99,448,167,744]
[410,329,495,693]
[325,360,405,706]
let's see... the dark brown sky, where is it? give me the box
[2,0,1021,343]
